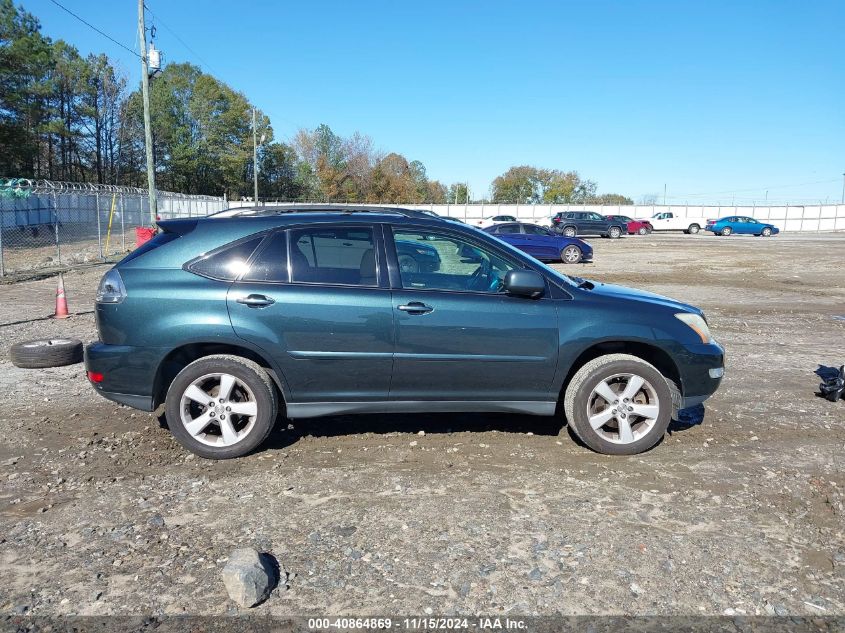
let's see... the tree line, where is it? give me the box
[0,1,632,204]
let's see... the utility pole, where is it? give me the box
[253,108,259,204]
[841,173,844,204]
[663,183,667,205]
[138,0,156,224]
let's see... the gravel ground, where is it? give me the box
[0,232,843,618]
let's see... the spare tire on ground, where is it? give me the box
[10,338,83,369]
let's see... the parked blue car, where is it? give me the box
[705,216,779,237]
[485,222,593,264]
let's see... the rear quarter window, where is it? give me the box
[186,235,265,281]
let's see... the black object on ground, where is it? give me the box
[10,338,83,368]
[817,365,845,402]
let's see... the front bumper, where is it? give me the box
[676,340,725,408]
[84,342,165,412]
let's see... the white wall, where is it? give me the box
[396,203,845,232]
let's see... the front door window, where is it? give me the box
[392,229,516,293]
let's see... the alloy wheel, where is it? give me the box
[585,373,660,445]
[562,245,582,264]
[179,373,258,447]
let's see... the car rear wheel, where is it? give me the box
[608,226,622,239]
[563,354,672,455]
[687,224,701,234]
[165,355,279,459]
[561,245,582,264]
[721,227,732,236]
[562,226,577,238]
[761,227,772,237]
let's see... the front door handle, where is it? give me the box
[397,302,433,315]
[236,294,275,308]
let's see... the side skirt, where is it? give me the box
[286,400,558,419]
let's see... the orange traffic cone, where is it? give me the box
[54,273,70,319]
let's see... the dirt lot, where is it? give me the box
[0,232,843,618]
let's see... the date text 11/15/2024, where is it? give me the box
[307,617,528,630]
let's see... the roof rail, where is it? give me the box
[208,204,465,223]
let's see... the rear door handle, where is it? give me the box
[236,294,275,308]
[397,302,433,314]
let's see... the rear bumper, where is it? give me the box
[96,390,154,411]
[84,342,164,412]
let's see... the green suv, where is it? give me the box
[85,206,724,459]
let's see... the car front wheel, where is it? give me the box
[563,354,672,455]
[165,355,279,459]
[561,245,582,264]
[637,226,649,235]
[761,227,772,237]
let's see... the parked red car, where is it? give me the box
[605,215,652,235]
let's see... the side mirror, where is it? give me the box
[503,270,545,299]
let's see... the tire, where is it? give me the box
[563,353,672,455]
[608,226,622,239]
[721,227,732,236]
[561,245,582,264]
[397,254,420,273]
[10,338,83,368]
[761,227,772,237]
[637,226,649,236]
[164,354,279,459]
[562,226,577,238]
[688,224,701,234]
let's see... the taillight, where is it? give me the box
[96,269,127,304]
[87,371,104,383]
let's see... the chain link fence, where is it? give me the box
[0,179,226,277]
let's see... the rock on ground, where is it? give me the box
[221,548,276,608]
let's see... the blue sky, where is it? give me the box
[26,0,845,204]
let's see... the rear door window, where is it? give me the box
[524,224,551,235]
[243,232,289,282]
[290,226,377,286]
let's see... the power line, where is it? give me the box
[47,0,140,59]
[143,3,220,75]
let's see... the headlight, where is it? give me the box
[675,312,712,343]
